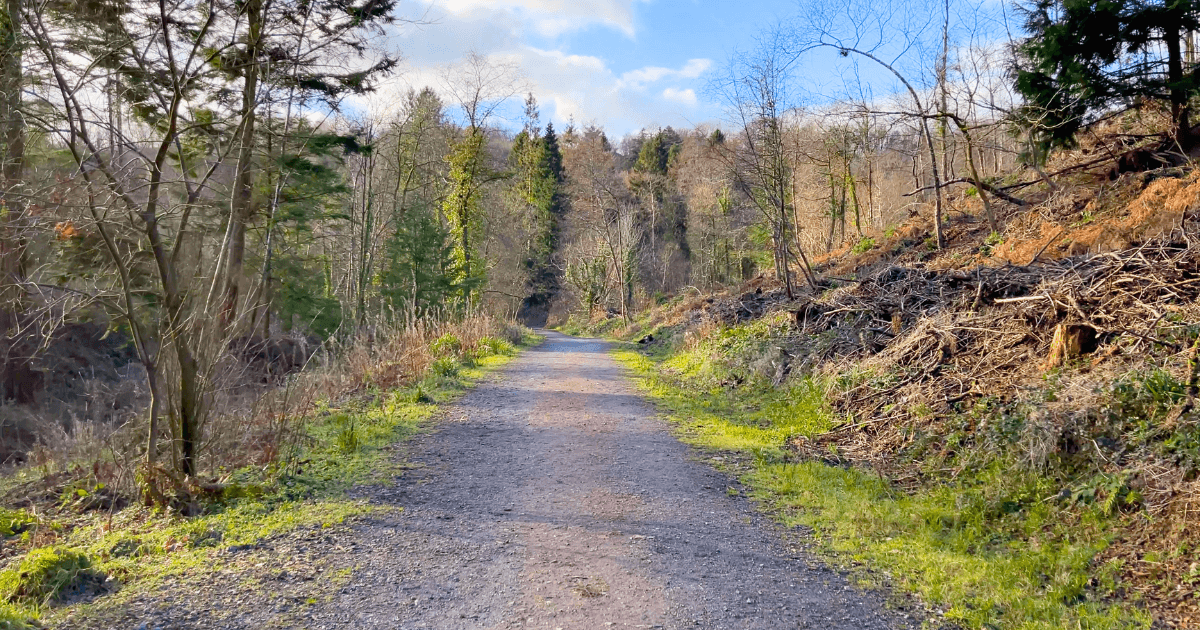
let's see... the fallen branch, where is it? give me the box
[904,178,1030,207]
[993,295,1051,304]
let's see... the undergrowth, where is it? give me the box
[612,319,1153,630]
[0,326,538,627]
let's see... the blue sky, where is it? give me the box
[380,0,801,137]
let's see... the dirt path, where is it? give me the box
[303,332,916,630]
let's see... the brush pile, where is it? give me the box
[784,224,1200,626]
[806,225,1199,458]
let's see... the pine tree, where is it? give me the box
[1015,0,1200,148]
[509,108,566,326]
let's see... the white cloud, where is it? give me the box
[662,87,698,106]
[370,3,720,135]
[679,58,713,78]
[438,0,647,36]
[619,58,713,89]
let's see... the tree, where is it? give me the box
[379,202,456,324]
[0,0,23,400]
[30,0,227,480]
[211,0,399,333]
[561,125,641,320]
[715,34,817,296]
[440,51,521,307]
[1015,0,1200,148]
[786,0,952,248]
[509,98,566,326]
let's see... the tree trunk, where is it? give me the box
[0,0,22,401]
[1165,20,1192,146]
[219,0,263,329]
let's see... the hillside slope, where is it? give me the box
[573,159,1200,628]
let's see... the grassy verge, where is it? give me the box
[0,329,540,628]
[610,317,1151,630]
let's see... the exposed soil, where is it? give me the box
[66,332,920,629]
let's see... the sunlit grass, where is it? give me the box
[615,329,1151,630]
[2,330,540,628]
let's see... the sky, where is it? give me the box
[377,0,802,137]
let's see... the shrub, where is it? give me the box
[431,356,459,377]
[474,336,515,358]
[430,333,462,358]
[851,236,876,254]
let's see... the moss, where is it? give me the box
[615,320,1152,630]
[0,546,96,606]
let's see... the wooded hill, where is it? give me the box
[0,0,1197,626]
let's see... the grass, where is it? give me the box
[0,328,539,627]
[612,321,1153,630]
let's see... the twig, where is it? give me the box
[994,295,1051,304]
[1029,228,1069,264]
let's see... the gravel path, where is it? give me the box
[303,332,917,630]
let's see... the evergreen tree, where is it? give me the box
[1015,0,1200,148]
[509,110,566,326]
[379,203,457,324]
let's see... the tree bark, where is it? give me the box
[0,0,23,401]
[219,0,263,330]
[1164,20,1192,146]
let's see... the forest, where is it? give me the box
[0,0,1198,627]
[0,0,1044,476]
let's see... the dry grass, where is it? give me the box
[0,316,525,507]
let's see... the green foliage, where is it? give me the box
[430,333,462,357]
[633,128,682,175]
[0,509,34,538]
[274,253,343,338]
[850,236,875,254]
[444,129,491,299]
[431,356,460,377]
[379,203,458,324]
[0,547,96,606]
[1107,368,1187,423]
[0,606,30,629]
[1015,0,1200,149]
[263,119,366,339]
[509,116,568,321]
[566,257,608,311]
[331,413,361,454]
[980,231,1005,257]
[474,336,515,358]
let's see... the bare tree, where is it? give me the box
[28,0,236,481]
[787,0,951,248]
[714,32,817,296]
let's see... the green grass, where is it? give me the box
[0,329,540,627]
[0,509,34,538]
[614,325,1152,630]
[0,546,94,611]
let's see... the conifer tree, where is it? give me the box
[1015,0,1200,147]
